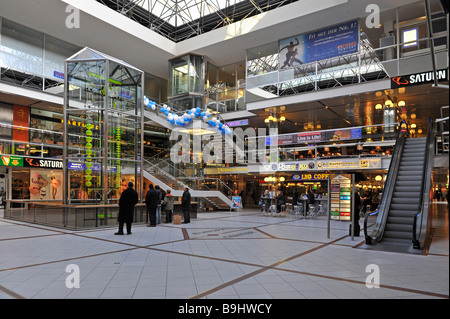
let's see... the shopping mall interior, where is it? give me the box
[0,0,448,303]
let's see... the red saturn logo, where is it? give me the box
[25,158,40,167]
[392,76,409,86]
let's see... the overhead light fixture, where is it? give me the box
[398,100,406,107]
[375,175,383,181]
[411,123,416,129]
[375,103,383,110]
[385,100,394,107]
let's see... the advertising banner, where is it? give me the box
[29,169,63,200]
[12,105,29,142]
[279,20,359,68]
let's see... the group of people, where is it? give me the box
[260,189,317,215]
[114,182,191,235]
[259,189,287,213]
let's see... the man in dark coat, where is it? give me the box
[115,182,138,235]
[145,184,160,227]
[181,187,191,224]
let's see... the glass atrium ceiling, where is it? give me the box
[97,0,299,42]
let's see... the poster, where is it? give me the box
[29,169,63,200]
[12,105,29,142]
[279,20,359,68]
[231,196,242,210]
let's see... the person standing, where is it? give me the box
[162,189,175,223]
[145,184,159,227]
[115,182,138,235]
[181,187,191,224]
[155,185,163,224]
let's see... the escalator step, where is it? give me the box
[390,203,420,211]
[393,186,421,193]
[385,223,414,232]
[387,216,415,224]
[391,197,420,205]
[393,191,421,198]
[395,180,422,187]
[383,230,413,240]
[389,209,418,218]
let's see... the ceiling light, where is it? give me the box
[398,100,406,107]
[375,103,383,110]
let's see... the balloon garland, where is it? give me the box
[144,96,232,135]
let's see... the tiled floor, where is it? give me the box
[0,204,448,300]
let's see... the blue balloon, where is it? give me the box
[196,107,200,112]
[219,123,223,128]
[200,112,205,117]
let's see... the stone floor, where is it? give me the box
[0,203,448,300]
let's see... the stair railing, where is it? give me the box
[412,118,435,249]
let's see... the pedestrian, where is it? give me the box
[155,185,163,224]
[115,182,138,235]
[181,187,191,224]
[162,189,175,223]
[145,184,159,227]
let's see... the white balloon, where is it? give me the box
[167,107,171,112]
[151,105,156,110]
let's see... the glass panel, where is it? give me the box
[0,19,43,76]
[189,55,204,94]
[66,60,106,107]
[169,56,189,96]
[44,35,80,83]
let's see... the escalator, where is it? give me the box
[365,119,435,252]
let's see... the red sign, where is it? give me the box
[12,105,29,142]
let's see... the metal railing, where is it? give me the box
[412,118,435,249]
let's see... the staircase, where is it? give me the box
[382,137,427,246]
[143,158,232,210]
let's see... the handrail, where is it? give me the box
[365,126,407,245]
[412,118,435,249]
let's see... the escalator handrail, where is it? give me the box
[365,128,408,245]
[412,118,435,248]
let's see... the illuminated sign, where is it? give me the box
[0,156,23,167]
[24,158,63,169]
[391,69,448,88]
[292,173,329,181]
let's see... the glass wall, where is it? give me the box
[206,61,246,114]
[64,48,144,205]
[169,54,205,99]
